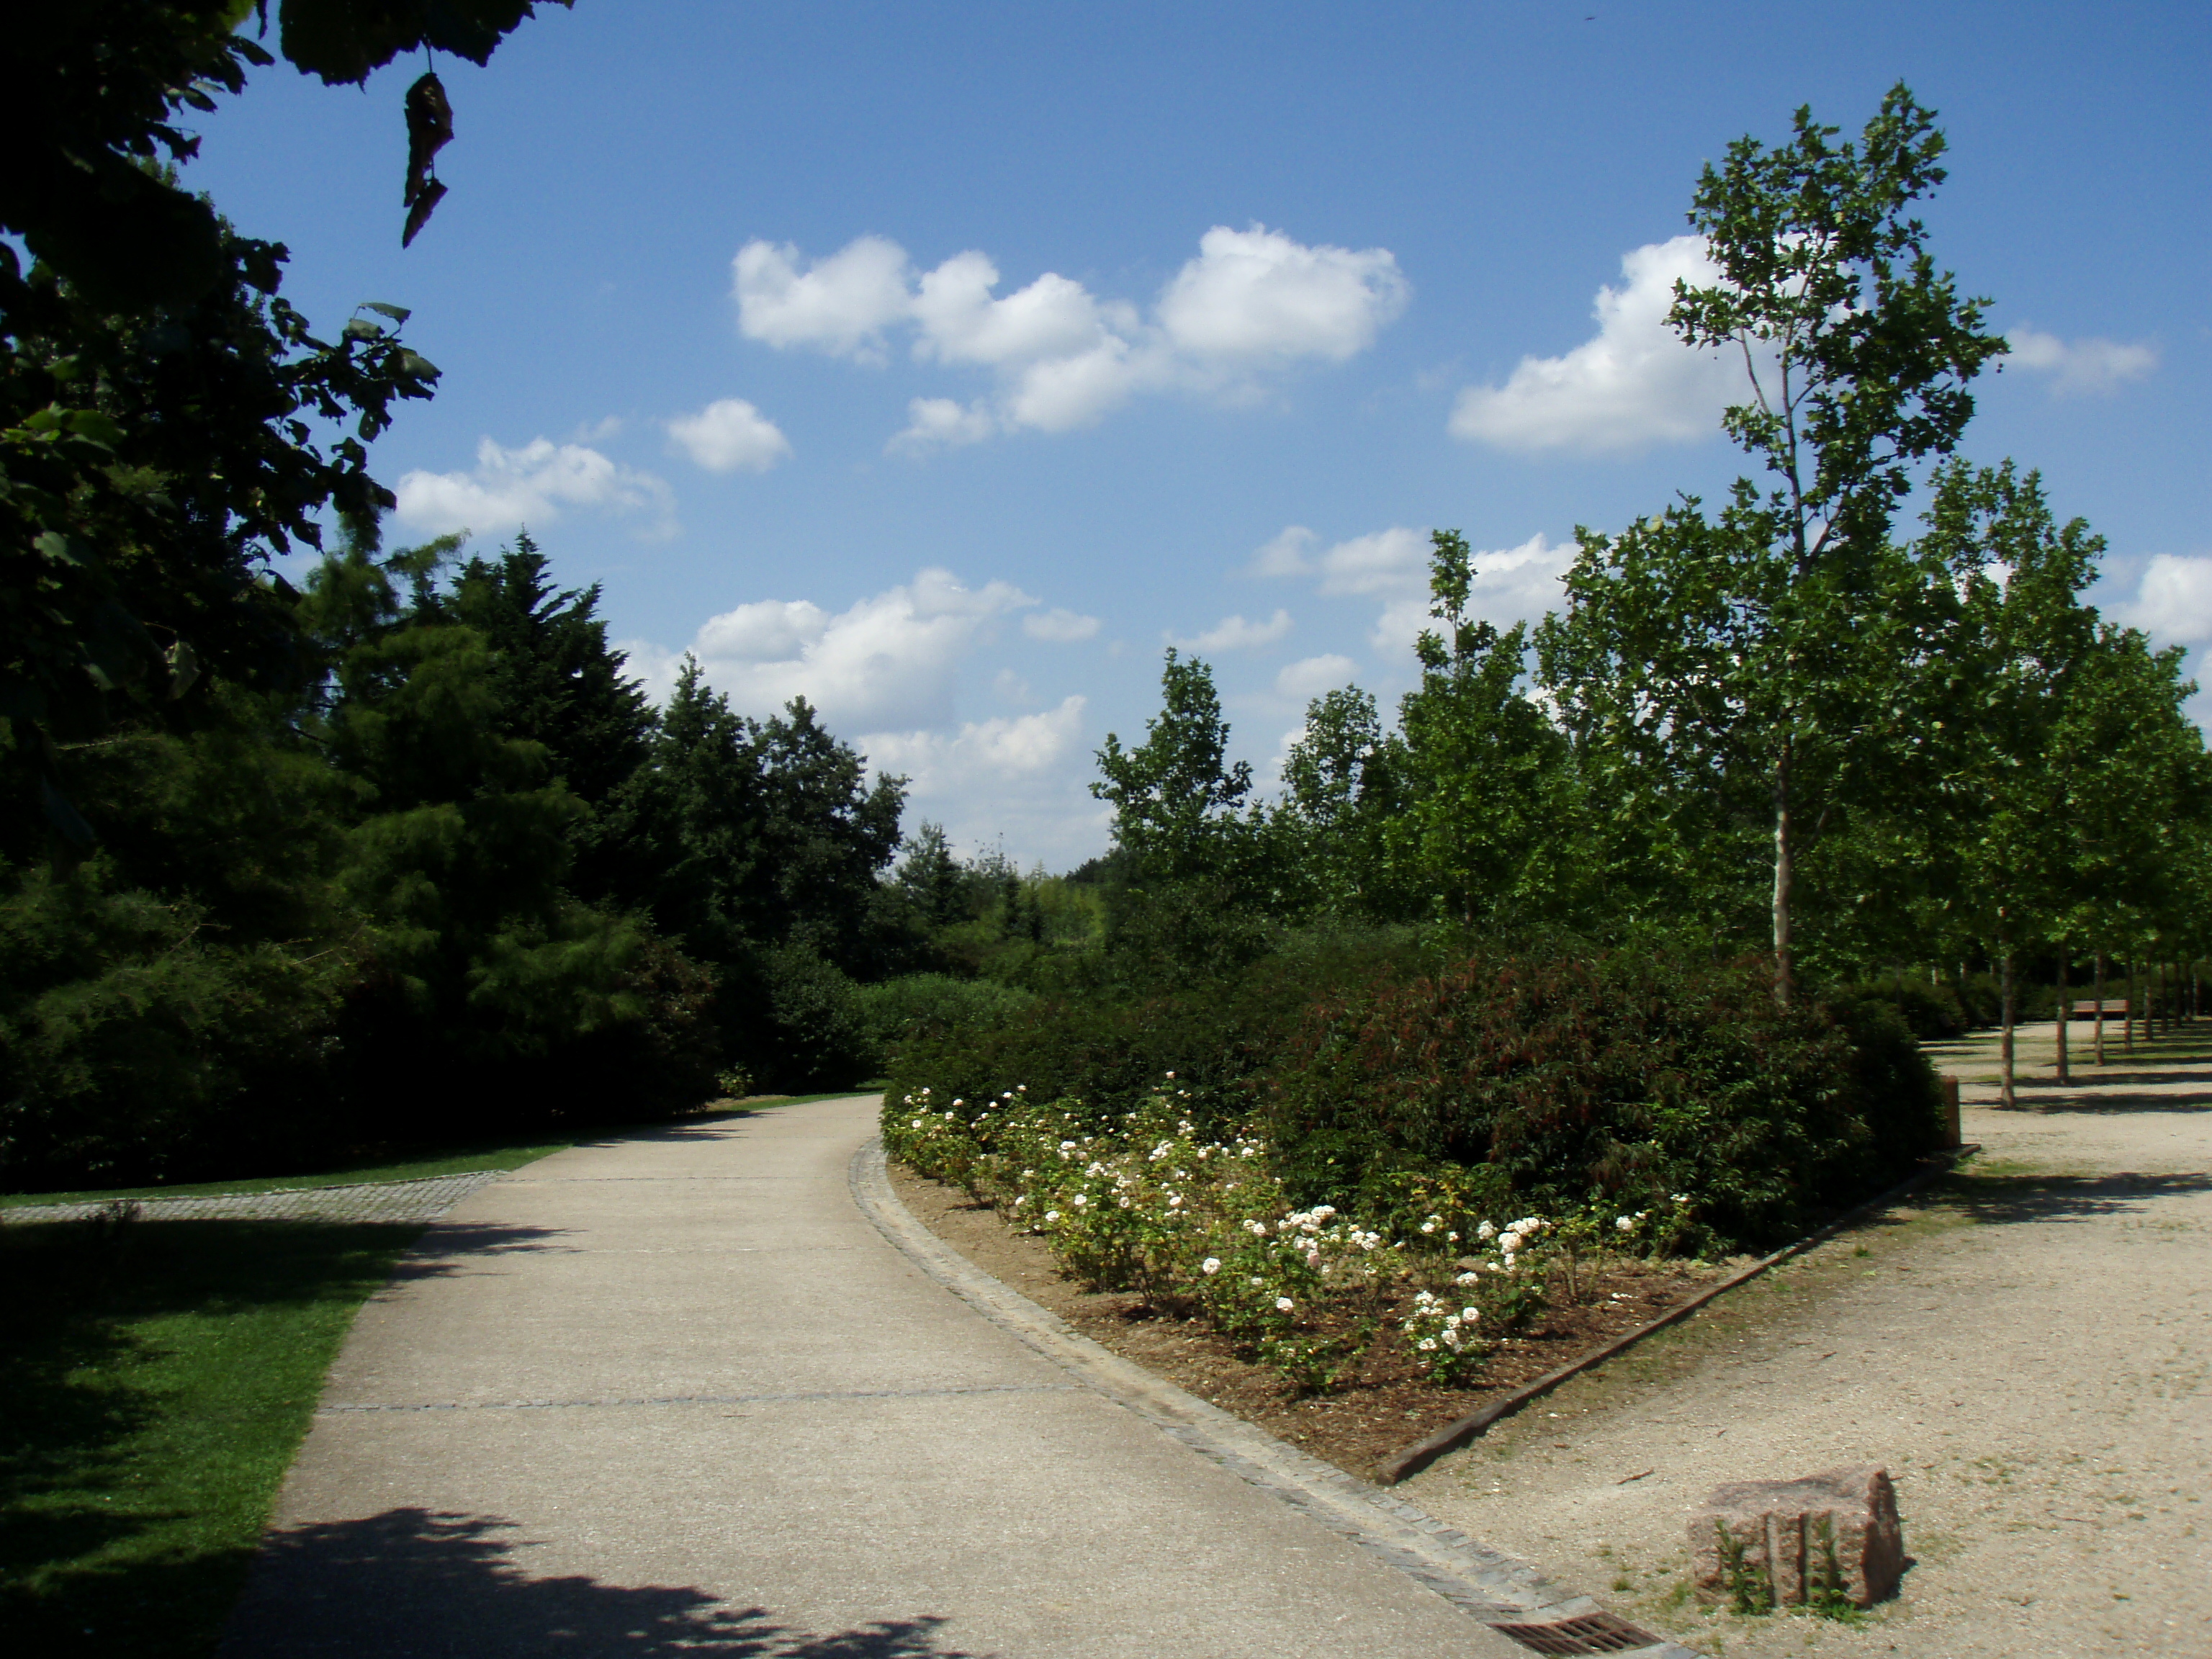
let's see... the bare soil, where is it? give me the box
[887,1160,1734,1482]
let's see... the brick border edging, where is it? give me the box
[1373,1143,1984,1486]
[848,1134,1711,1658]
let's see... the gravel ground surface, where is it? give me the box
[0,1171,502,1227]
[1399,1020,2212,1658]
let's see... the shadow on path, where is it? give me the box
[226,1508,973,1658]
[1931,1169,2212,1227]
[387,1222,574,1278]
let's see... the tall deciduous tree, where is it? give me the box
[1541,84,2005,1002]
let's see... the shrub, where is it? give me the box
[882,928,1435,1139]
[1832,977,1967,1040]
[739,944,874,1093]
[1259,948,1943,1251]
[854,974,1037,1064]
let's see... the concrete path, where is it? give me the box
[222,1096,1606,1658]
[1401,1021,2212,1658]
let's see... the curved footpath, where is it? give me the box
[222,1095,1688,1658]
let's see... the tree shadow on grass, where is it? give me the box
[222,1507,973,1658]
[1928,1169,2212,1228]
[1,1218,468,1658]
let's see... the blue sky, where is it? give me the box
[182,1,2211,868]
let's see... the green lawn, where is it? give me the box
[0,1215,423,1657]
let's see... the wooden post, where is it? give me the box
[2125,959,2135,1053]
[1940,1075,1962,1147]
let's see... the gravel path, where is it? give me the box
[1400,1019,2212,1657]
[0,1171,503,1227]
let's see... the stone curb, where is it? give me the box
[849,1135,1707,1659]
[0,1169,504,1228]
[1375,1143,1985,1487]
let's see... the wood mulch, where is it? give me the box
[888,1161,1742,1483]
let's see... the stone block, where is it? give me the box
[1688,1464,1904,1609]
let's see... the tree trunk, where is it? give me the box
[1999,948,2017,1109]
[1771,756,1793,1008]
[2056,948,2070,1084]
[2124,959,2135,1052]
[2094,952,2106,1065]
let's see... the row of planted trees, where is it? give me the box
[1089,86,2209,1098]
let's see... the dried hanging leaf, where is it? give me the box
[402,71,454,245]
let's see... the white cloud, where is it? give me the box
[1254,524,1577,657]
[1247,524,1317,577]
[1170,608,1295,652]
[663,567,1037,733]
[665,398,792,473]
[394,436,675,536]
[1274,653,1359,702]
[2121,554,2212,644]
[1156,225,1408,364]
[1023,606,1102,642]
[1450,235,1743,454]
[864,696,1088,789]
[889,396,997,454]
[737,224,1407,444]
[2004,327,2159,396]
[732,235,911,361]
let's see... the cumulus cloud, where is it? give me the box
[1156,225,1407,364]
[889,396,999,453]
[863,696,1088,791]
[1251,523,1577,655]
[2004,327,2159,396]
[1023,606,1102,643]
[1170,608,1295,652]
[670,568,1035,732]
[1246,524,1318,578]
[732,235,911,361]
[394,436,675,536]
[735,225,1408,446]
[665,398,792,473]
[1274,653,1360,702]
[2118,554,2212,644]
[1450,235,1745,454]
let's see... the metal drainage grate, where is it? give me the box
[1488,1611,1665,1655]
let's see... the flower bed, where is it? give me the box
[884,1076,1714,1401]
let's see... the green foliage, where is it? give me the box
[1386,531,1576,929]
[854,974,1038,1062]
[884,930,1436,1141]
[0,862,351,1188]
[737,945,875,1094]
[1260,947,1944,1249]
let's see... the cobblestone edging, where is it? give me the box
[1,1169,504,1228]
[849,1136,1707,1659]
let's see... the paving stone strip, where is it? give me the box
[1,1169,502,1227]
